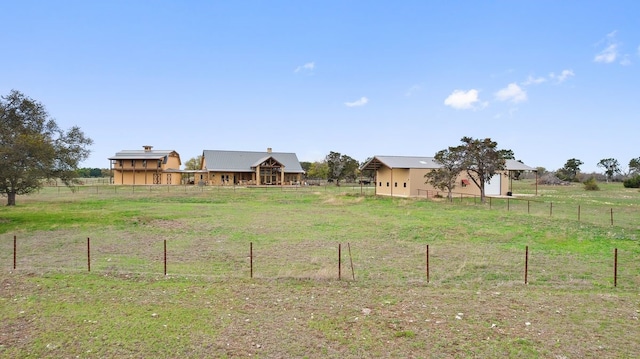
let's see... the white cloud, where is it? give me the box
[549,69,575,83]
[344,97,369,107]
[522,75,547,86]
[495,83,527,103]
[594,31,620,64]
[444,89,485,110]
[294,61,315,73]
[594,44,619,63]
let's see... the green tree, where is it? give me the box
[424,146,464,200]
[182,155,203,184]
[306,161,328,180]
[597,158,621,183]
[325,151,359,186]
[0,90,93,205]
[498,149,515,160]
[458,136,507,203]
[89,168,103,177]
[300,161,312,173]
[557,158,583,182]
[184,155,203,170]
[77,167,103,178]
[628,157,640,175]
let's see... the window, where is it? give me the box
[403,183,407,188]
[394,182,397,187]
[131,160,135,167]
[142,160,147,168]
[119,160,123,167]
[379,182,382,187]
[386,182,389,187]
[461,179,470,187]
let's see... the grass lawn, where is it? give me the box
[1,181,639,358]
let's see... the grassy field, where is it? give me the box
[1,181,639,358]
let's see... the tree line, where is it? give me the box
[542,157,640,188]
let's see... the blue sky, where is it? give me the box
[2,1,639,173]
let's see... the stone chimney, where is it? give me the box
[267,147,272,153]
[143,145,153,152]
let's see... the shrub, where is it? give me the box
[623,175,640,188]
[583,177,600,191]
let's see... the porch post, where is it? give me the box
[256,166,261,185]
[280,167,285,186]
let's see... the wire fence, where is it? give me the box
[3,235,638,290]
[417,189,640,231]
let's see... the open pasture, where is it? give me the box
[1,181,639,358]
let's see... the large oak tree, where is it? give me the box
[557,158,583,182]
[597,158,621,183]
[325,151,359,186]
[0,90,93,205]
[458,136,507,203]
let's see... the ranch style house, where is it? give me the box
[197,148,305,186]
[361,155,535,198]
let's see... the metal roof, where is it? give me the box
[504,159,535,171]
[202,150,305,173]
[109,150,175,160]
[361,155,535,171]
[361,156,441,170]
[108,149,180,162]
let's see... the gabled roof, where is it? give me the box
[361,156,441,170]
[108,149,181,165]
[361,155,535,171]
[202,150,305,173]
[251,156,284,168]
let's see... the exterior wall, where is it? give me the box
[111,169,181,185]
[207,171,251,185]
[500,173,511,194]
[205,171,301,185]
[166,154,180,169]
[374,167,411,197]
[376,167,512,198]
[408,169,430,196]
[111,153,182,185]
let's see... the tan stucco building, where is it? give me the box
[108,146,182,185]
[197,148,305,186]
[361,156,534,198]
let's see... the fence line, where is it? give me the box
[4,236,636,289]
[415,189,639,230]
